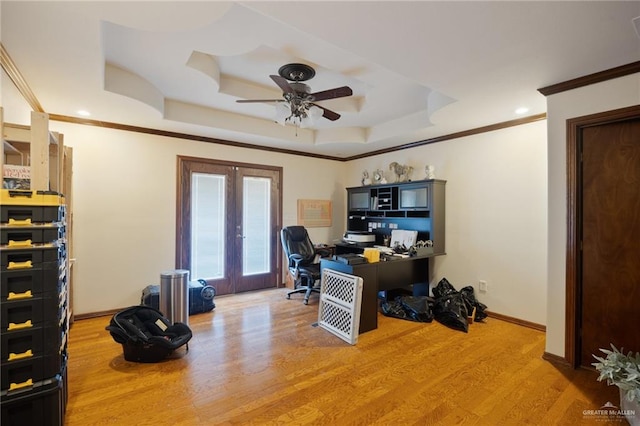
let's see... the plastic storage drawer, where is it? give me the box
[1,324,65,365]
[0,246,62,271]
[0,206,63,225]
[1,225,64,246]
[0,190,65,225]
[1,294,65,331]
[0,373,65,426]
[1,261,60,301]
[1,350,64,391]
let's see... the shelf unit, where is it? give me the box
[2,111,69,193]
[346,179,446,255]
[0,109,72,424]
[1,110,74,321]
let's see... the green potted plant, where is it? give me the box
[592,344,640,425]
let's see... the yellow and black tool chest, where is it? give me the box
[0,189,68,425]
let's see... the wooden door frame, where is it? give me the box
[565,104,640,367]
[175,155,283,290]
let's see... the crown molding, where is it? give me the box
[538,61,640,96]
[0,42,45,113]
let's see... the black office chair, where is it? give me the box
[280,226,330,304]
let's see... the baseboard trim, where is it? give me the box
[74,308,123,321]
[486,311,546,332]
[75,304,550,332]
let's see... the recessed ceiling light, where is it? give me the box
[77,110,91,117]
[515,107,529,115]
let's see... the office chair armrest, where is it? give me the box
[288,253,304,266]
[288,254,305,279]
[315,248,332,258]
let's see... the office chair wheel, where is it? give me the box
[286,294,291,299]
[304,299,309,305]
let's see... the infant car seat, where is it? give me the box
[106,305,192,363]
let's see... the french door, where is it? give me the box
[176,156,282,295]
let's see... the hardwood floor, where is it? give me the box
[66,288,621,425]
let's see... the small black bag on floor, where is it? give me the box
[141,279,216,315]
[432,277,458,298]
[460,285,488,321]
[400,296,434,322]
[106,305,192,363]
[433,293,469,333]
[381,295,434,323]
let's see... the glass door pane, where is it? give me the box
[191,172,225,280]
[242,176,270,276]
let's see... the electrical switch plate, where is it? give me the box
[479,280,488,292]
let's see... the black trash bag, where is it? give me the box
[433,293,469,333]
[380,297,409,320]
[460,286,488,321]
[400,296,434,322]
[432,277,458,298]
[381,295,434,323]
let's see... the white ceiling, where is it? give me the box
[2,1,639,159]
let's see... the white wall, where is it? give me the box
[345,120,548,325]
[55,119,549,321]
[4,97,549,325]
[545,73,640,357]
[48,122,346,315]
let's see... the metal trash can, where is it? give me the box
[159,269,189,326]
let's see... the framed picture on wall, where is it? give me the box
[297,199,332,227]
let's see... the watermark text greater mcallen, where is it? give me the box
[583,401,636,423]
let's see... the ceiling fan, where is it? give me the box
[236,63,353,124]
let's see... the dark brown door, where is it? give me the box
[579,118,640,367]
[177,157,282,296]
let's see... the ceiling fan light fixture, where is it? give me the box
[275,102,290,125]
[308,105,323,121]
[241,63,352,129]
[274,99,321,129]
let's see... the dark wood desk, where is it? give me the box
[320,254,431,334]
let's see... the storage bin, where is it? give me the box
[0,373,64,426]
[1,190,65,225]
[0,189,67,425]
[1,261,60,301]
[0,245,62,270]
[1,293,65,331]
[1,351,64,391]
[1,324,63,364]
[1,225,63,246]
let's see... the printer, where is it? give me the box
[343,230,375,244]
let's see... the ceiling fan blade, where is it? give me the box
[270,75,294,94]
[310,86,353,102]
[236,99,282,103]
[312,103,341,121]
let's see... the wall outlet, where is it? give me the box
[479,280,488,293]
